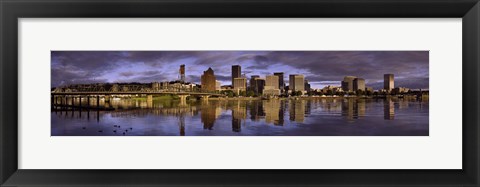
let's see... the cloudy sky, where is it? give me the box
[51,51,429,89]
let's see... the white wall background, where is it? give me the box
[18,18,462,169]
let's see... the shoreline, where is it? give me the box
[204,95,429,101]
[103,94,429,101]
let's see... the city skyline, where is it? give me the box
[51,51,429,89]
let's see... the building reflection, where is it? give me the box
[201,104,218,130]
[179,114,185,136]
[341,98,355,121]
[398,98,409,110]
[232,118,241,132]
[231,100,247,132]
[54,97,404,134]
[305,100,311,115]
[279,101,286,125]
[264,99,285,126]
[318,98,341,113]
[249,101,265,121]
[289,100,305,123]
[354,99,366,119]
[384,98,395,120]
[341,98,367,121]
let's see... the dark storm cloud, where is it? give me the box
[51,67,109,86]
[188,75,201,83]
[194,52,238,66]
[266,51,428,81]
[134,74,167,83]
[51,51,125,70]
[119,71,135,77]
[144,70,161,75]
[236,54,270,64]
[259,51,429,88]
[51,51,191,87]
[116,73,168,83]
[187,74,231,85]
[246,63,270,70]
[368,77,429,90]
[51,51,429,89]
[123,51,199,67]
[215,75,232,82]
[51,51,126,87]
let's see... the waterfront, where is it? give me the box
[51,97,428,136]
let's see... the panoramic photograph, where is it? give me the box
[51,51,429,136]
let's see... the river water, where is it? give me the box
[51,97,428,136]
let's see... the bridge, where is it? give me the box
[51,91,224,99]
[51,91,225,111]
[51,91,223,96]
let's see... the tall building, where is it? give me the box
[304,80,311,93]
[341,76,357,92]
[264,75,280,96]
[254,78,265,96]
[201,67,216,92]
[215,80,222,91]
[353,78,365,91]
[233,77,247,95]
[289,74,305,92]
[179,64,185,82]
[232,65,241,85]
[392,87,409,94]
[265,75,279,89]
[151,82,160,91]
[250,76,265,96]
[274,72,285,92]
[384,74,394,91]
[249,75,260,92]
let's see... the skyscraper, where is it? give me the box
[265,75,279,89]
[274,72,285,92]
[250,75,260,92]
[384,74,394,91]
[289,75,295,92]
[254,78,265,96]
[215,80,221,91]
[201,67,216,92]
[179,64,185,82]
[233,77,247,95]
[232,65,241,85]
[353,78,365,91]
[289,74,305,92]
[264,75,280,96]
[304,80,311,93]
[341,76,357,92]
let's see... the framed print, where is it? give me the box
[49,50,430,136]
[1,0,479,186]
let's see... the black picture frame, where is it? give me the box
[1,0,479,186]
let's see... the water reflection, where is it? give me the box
[341,98,368,121]
[384,99,395,120]
[51,97,429,136]
[201,102,217,130]
[289,100,305,123]
[264,100,284,126]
